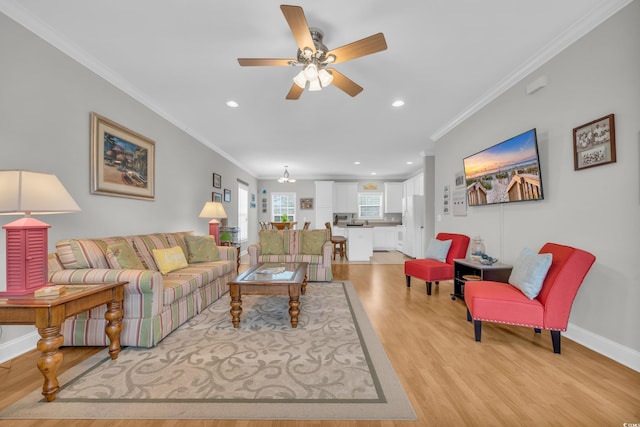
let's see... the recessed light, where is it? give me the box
[392,100,405,107]
[371,172,377,175]
[406,161,413,165]
[354,161,361,165]
[226,100,239,108]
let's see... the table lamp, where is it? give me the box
[0,170,81,296]
[198,201,227,244]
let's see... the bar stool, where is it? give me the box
[325,222,348,260]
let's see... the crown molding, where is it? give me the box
[430,0,634,142]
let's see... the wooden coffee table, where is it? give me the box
[0,282,126,402]
[228,262,308,328]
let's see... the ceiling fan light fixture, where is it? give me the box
[278,167,296,183]
[318,69,333,87]
[308,78,322,92]
[325,54,336,64]
[303,63,319,80]
[293,70,307,88]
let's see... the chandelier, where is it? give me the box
[277,166,296,183]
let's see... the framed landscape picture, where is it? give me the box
[573,114,616,170]
[90,112,155,200]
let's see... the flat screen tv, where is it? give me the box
[463,128,544,206]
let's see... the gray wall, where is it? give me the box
[0,13,258,350]
[434,1,639,366]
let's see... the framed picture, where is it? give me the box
[573,114,616,170]
[455,171,465,188]
[212,192,222,203]
[90,112,155,200]
[213,173,222,188]
[224,189,231,202]
[300,198,313,209]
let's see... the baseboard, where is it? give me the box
[0,331,39,364]
[564,322,640,372]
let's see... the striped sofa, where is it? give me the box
[48,231,237,348]
[248,229,332,282]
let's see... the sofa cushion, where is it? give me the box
[259,231,285,255]
[185,235,220,263]
[508,248,553,300]
[300,230,326,255]
[425,238,452,263]
[126,234,172,270]
[106,241,145,270]
[152,246,189,275]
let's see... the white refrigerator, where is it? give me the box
[402,195,424,258]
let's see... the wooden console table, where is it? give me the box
[452,259,512,300]
[0,281,127,402]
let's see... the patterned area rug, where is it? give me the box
[1,281,416,420]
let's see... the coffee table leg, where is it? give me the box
[36,325,64,402]
[301,274,307,295]
[229,283,242,328]
[105,299,123,360]
[288,285,300,328]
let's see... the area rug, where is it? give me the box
[1,281,416,420]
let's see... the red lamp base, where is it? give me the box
[209,220,221,245]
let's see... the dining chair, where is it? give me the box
[325,222,347,260]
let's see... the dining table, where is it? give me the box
[270,221,297,230]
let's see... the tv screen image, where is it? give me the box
[463,129,544,206]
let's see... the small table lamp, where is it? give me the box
[199,201,227,244]
[0,170,81,296]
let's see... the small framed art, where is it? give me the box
[573,114,616,170]
[212,192,222,203]
[213,173,222,188]
[224,189,231,202]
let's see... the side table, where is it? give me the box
[0,281,127,401]
[452,259,512,300]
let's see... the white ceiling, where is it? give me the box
[0,0,629,180]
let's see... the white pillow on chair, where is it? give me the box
[508,248,553,299]
[425,238,452,262]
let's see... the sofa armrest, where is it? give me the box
[322,241,333,267]
[217,246,237,262]
[248,243,262,266]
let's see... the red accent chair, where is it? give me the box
[404,233,470,295]
[464,243,596,354]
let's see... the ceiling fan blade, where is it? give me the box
[326,33,387,64]
[328,69,363,97]
[280,5,316,53]
[286,83,304,100]
[238,58,296,67]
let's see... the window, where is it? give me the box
[358,192,383,219]
[272,192,296,222]
[238,182,248,242]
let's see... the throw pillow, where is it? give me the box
[508,248,553,300]
[301,230,326,255]
[106,242,145,270]
[152,246,189,275]
[184,235,220,263]
[425,238,452,263]
[259,231,285,255]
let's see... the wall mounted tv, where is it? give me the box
[463,128,544,206]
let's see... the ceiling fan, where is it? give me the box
[238,5,387,100]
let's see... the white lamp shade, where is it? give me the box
[308,78,322,91]
[303,63,319,80]
[0,170,81,215]
[293,70,307,88]
[318,69,333,87]
[199,201,227,219]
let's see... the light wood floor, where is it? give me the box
[1,263,639,426]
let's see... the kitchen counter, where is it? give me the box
[335,221,402,227]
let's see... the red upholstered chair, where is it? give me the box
[464,242,596,354]
[404,233,470,295]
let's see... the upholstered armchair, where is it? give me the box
[404,233,470,295]
[464,242,596,354]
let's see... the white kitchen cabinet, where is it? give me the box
[384,182,403,213]
[333,182,358,213]
[347,227,373,261]
[373,227,385,249]
[373,226,399,250]
[315,181,334,229]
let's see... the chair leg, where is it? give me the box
[473,320,482,342]
[406,275,411,287]
[534,328,541,334]
[551,330,561,354]
[426,281,432,295]
[466,308,472,322]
